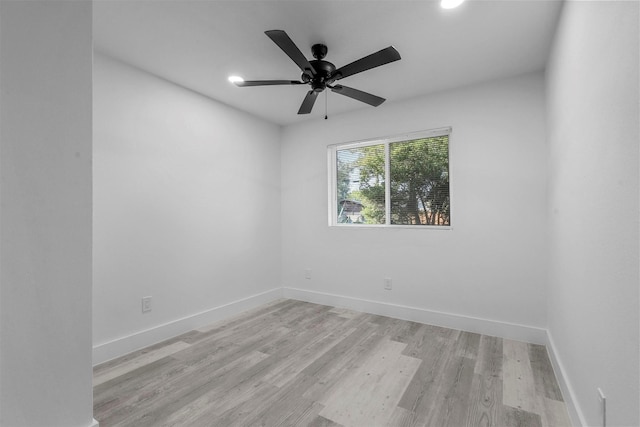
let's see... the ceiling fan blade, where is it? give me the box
[330,85,385,107]
[265,30,317,75]
[235,80,304,87]
[330,46,401,81]
[298,90,319,114]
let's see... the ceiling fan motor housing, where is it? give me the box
[300,44,332,92]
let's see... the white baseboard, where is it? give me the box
[89,418,99,427]
[282,287,548,345]
[546,331,587,427]
[93,288,283,365]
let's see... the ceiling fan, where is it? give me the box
[234,30,401,115]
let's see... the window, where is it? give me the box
[329,128,451,227]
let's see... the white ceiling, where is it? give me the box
[93,0,563,126]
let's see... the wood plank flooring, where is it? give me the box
[93,299,572,427]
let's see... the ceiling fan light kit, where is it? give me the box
[233,29,401,116]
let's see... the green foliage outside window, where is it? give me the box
[336,134,450,226]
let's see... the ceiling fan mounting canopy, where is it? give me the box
[311,43,328,60]
[234,30,401,115]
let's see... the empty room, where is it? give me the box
[0,0,638,426]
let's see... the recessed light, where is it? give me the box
[441,0,465,9]
[228,75,244,84]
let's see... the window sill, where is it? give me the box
[329,224,453,230]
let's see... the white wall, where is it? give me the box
[0,1,95,426]
[546,2,639,426]
[93,54,282,362]
[281,72,548,339]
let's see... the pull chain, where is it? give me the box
[325,90,328,120]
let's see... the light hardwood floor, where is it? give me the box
[93,299,572,427]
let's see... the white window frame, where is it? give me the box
[328,127,452,229]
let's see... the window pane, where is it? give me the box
[390,136,450,225]
[336,144,385,224]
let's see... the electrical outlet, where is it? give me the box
[142,296,152,313]
[305,269,312,279]
[597,388,606,427]
[384,278,392,290]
